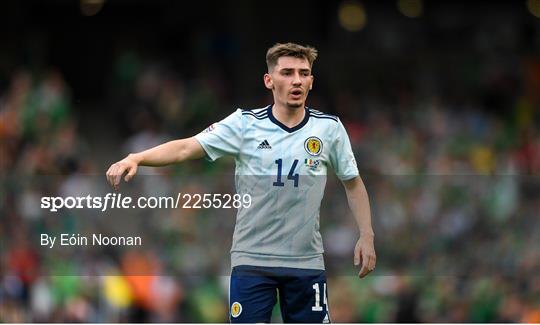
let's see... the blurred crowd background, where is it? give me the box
[1,0,540,322]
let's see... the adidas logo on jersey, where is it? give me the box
[257,140,272,149]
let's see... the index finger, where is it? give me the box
[106,165,116,188]
[113,165,127,189]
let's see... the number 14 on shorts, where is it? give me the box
[312,283,327,311]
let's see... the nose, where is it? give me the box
[292,72,302,85]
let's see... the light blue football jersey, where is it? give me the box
[195,105,359,270]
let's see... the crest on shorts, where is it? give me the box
[231,302,242,318]
[304,136,323,156]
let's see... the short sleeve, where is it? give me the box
[195,109,243,161]
[329,118,359,180]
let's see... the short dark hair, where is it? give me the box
[266,42,318,71]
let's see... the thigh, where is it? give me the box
[278,269,330,323]
[229,265,278,323]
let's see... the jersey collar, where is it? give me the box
[267,105,310,133]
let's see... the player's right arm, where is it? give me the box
[107,109,243,190]
[106,137,205,190]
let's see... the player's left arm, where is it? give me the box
[342,176,376,278]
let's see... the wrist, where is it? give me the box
[360,230,375,238]
[128,153,142,165]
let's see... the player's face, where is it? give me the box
[264,56,314,109]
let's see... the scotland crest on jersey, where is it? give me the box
[304,136,323,156]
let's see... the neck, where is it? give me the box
[272,103,305,128]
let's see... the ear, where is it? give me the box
[309,75,314,90]
[263,73,273,90]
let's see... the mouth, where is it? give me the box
[290,89,303,100]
